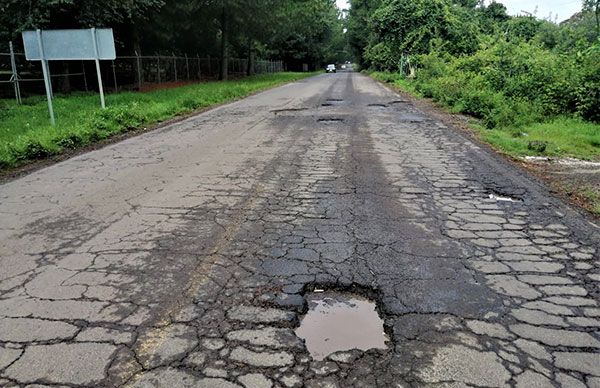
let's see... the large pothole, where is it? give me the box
[295,290,389,361]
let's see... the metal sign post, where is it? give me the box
[36,29,55,125]
[8,42,22,104]
[90,28,106,108]
[22,28,116,124]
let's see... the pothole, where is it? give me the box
[271,108,308,114]
[326,98,343,102]
[368,103,388,108]
[389,100,409,104]
[489,193,521,203]
[397,113,427,123]
[318,118,344,123]
[295,291,388,361]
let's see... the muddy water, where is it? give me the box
[295,291,388,361]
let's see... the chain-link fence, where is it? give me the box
[0,47,285,101]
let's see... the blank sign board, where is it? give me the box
[22,29,116,61]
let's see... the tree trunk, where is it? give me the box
[219,7,229,81]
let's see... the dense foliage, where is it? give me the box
[0,0,348,74]
[349,0,600,135]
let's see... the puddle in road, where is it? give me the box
[295,291,388,361]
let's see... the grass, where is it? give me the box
[369,71,420,96]
[477,118,600,160]
[581,188,600,215]
[369,71,600,161]
[0,72,315,169]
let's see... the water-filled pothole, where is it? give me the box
[489,193,521,203]
[295,291,388,361]
[488,190,522,203]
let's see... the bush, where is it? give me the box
[574,46,600,123]
[405,39,592,129]
[11,138,57,161]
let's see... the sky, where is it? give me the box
[335,0,583,22]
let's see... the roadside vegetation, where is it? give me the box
[349,0,600,161]
[1,0,348,77]
[0,73,314,168]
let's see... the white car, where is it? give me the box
[326,64,337,73]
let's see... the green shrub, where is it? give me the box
[55,131,87,150]
[11,138,57,161]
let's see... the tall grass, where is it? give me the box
[0,73,314,168]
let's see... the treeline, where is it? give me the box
[0,0,349,75]
[349,0,600,128]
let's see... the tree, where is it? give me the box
[483,1,509,23]
[0,0,163,51]
[584,0,600,37]
[368,0,479,59]
[347,0,382,67]
[0,0,345,77]
[269,0,340,70]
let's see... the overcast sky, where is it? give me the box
[335,0,582,22]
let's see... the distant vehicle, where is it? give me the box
[326,64,336,73]
[341,65,346,69]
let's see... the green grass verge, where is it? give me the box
[0,72,315,169]
[477,118,600,159]
[370,71,600,161]
[370,71,420,96]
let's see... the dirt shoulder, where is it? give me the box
[374,78,600,221]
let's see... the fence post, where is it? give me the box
[173,53,177,82]
[9,41,22,104]
[135,51,142,90]
[112,60,118,92]
[207,55,211,78]
[197,54,201,80]
[157,56,161,84]
[82,60,88,91]
[185,54,190,81]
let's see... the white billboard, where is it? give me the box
[22,29,116,61]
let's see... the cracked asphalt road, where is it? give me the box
[0,72,599,387]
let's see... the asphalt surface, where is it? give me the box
[0,71,599,387]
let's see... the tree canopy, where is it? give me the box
[0,0,347,74]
